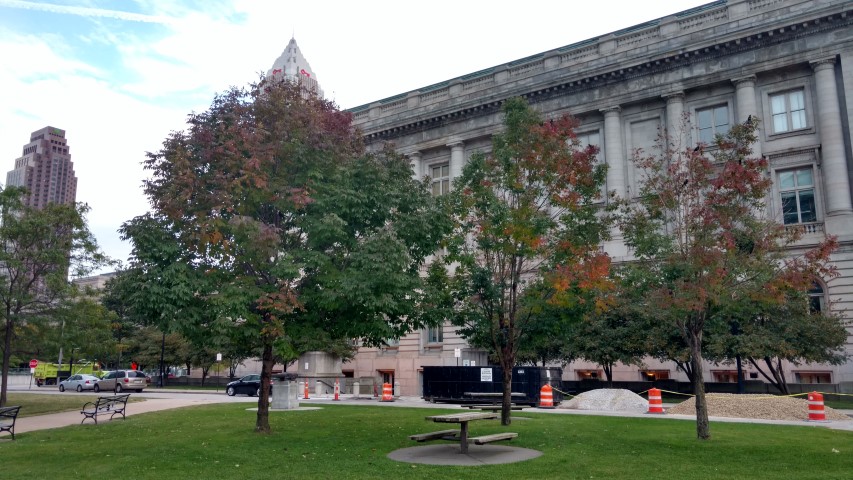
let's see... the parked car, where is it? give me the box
[226,374,273,397]
[95,370,147,393]
[58,374,100,392]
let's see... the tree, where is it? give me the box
[119,214,207,384]
[433,97,610,425]
[0,187,107,406]
[141,79,447,433]
[618,119,837,439]
[706,288,848,394]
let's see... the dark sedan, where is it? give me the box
[226,374,272,397]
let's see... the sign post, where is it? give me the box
[216,353,222,392]
[29,359,38,390]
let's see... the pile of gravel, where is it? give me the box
[558,388,647,412]
[667,393,851,421]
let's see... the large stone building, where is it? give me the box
[346,0,853,395]
[6,126,77,208]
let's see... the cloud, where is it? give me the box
[0,0,177,24]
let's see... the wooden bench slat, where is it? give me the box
[470,433,518,444]
[409,429,459,442]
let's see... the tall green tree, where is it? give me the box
[433,97,610,425]
[0,187,107,406]
[141,79,447,433]
[618,120,837,439]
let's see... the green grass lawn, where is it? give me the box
[1,403,850,479]
[5,393,145,417]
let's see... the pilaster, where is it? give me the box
[811,57,853,216]
[601,106,626,200]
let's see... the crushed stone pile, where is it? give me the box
[558,388,647,412]
[667,393,851,421]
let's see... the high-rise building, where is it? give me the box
[267,37,323,97]
[6,126,77,208]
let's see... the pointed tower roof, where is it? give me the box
[267,37,323,97]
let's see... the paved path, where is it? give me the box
[13,397,212,434]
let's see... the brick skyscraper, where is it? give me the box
[6,126,77,208]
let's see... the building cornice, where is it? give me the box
[355,1,852,144]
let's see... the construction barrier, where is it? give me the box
[334,379,340,401]
[381,382,394,402]
[647,387,664,414]
[539,383,555,408]
[807,391,826,421]
[303,381,310,399]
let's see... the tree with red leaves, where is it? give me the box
[431,97,611,425]
[619,119,838,440]
[141,79,448,433]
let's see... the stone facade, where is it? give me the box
[347,0,853,395]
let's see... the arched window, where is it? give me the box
[808,281,825,313]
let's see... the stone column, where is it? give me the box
[448,141,465,189]
[408,151,422,180]
[732,75,762,157]
[601,107,626,199]
[664,92,686,151]
[811,58,853,215]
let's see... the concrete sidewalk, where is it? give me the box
[11,397,213,434]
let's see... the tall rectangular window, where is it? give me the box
[779,167,816,225]
[770,90,806,133]
[426,325,443,343]
[430,164,450,196]
[696,105,729,144]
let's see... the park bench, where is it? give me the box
[0,405,21,440]
[80,394,131,424]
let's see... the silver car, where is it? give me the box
[94,370,147,393]
[58,374,100,392]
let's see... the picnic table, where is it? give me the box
[409,412,517,454]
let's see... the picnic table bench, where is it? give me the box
[464,404,527,411]
[409,412,518,454]
[0,405,21,440]
[81,394,131,424]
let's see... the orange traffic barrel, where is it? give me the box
[539,384,555,408]
[381,383,394,402]
[647,388,664,414]
[807,391,826,421]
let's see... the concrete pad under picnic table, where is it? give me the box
[387,444,542,466]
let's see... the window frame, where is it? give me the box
[777,166,818,226]
[425,324,443,344]
[428,162,450,196]
[760,80,816,140]
[694,103,731,145]
[769,89,808,134]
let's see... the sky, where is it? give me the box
[0,0,710,273]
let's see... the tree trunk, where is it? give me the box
[255,339,274,434]
[736,355,745,394]
[500,359,513,426]
[676,360,694,384]
[688,332,711,440]
[158,332,166,388]
[603,363,614,387]
[1,316,12,407]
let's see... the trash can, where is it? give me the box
[272,373,299,410]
